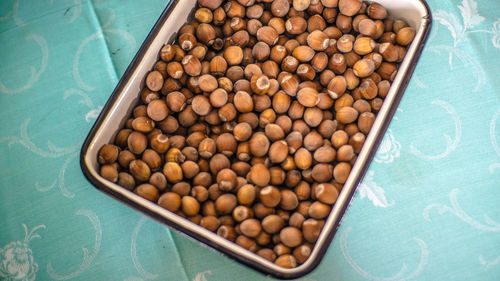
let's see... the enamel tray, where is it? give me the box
[81,0,432,278]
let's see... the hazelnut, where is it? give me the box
[166,91,187,112]
[396,27,416,46]
[270,0,290,17]
[338,0,361,16]
[259,185,281,208]
[285,16,307,35]
[250,73,270,95]
[333,162,351,183]
[256,26,279,46]
[292,45,315,62]
[158,192,182,212]
[249,132,270,157]
[262,214,285,234]
[302,219,323,243]
[129,159,151,182]
[118,172,136,190]
[98,144,119,164]
[163,162,183,183]
[135,184,159,202]
[307,30,330,51]
[296,87,319,107]
[249,163,271,187]
[217,168,237,191]
[280,227,303,248]
[240,218,262,238]
[100,164,118,182]
[215,193,238,215]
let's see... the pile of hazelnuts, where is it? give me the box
[97,0,415,269]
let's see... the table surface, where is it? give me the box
[1,0,499,280]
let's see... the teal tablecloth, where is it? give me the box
[1,0,499,280]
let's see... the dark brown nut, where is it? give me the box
[233,122,252,141]
[157,116,178,134]
[217,225,236,241]
[114,129,132,149]
[135,184,159,202]
[98,144,119,164]
[162,162,183,183]
[216,168,237,192]
[259,185,281,208]
[268,140,289,164]
[146,70,164,92]
[249,132,270,157]
[280,227,303,248]
[302,219,323,243]
[181,196,200,216]
[349,132,366,153]
[275,254,297,268]
[262,214,285,234]
[358,111,375,134]
[215,193,238,214]
[292,46,315,62]
[240,218,262,237]
[296,87,319,107]
[100,164,118,182]
[271,0,290,17]
[209,153,230,175]
[158,192,182,212]
[256,26,279,46]
[196,23,216,45]
[200,216,220,232]
[303,130,323,151]
[377,62,397,81]
[236,235,258,252]
[237,184,256,205]
[396,27,416,46]
[166,91,187,112]
[118,172,136,190]
[279,190,299,211]
[333,162,351,183]
[336,106,359,124]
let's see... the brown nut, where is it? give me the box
[240,218,262,238]
[249,163,270,187]
[158,192,182,212]
[215,193,238,215]
[259,185,281,208]
[280,227,303,248]
[135,184,159,202]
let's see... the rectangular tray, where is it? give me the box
[80,0,432,279]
